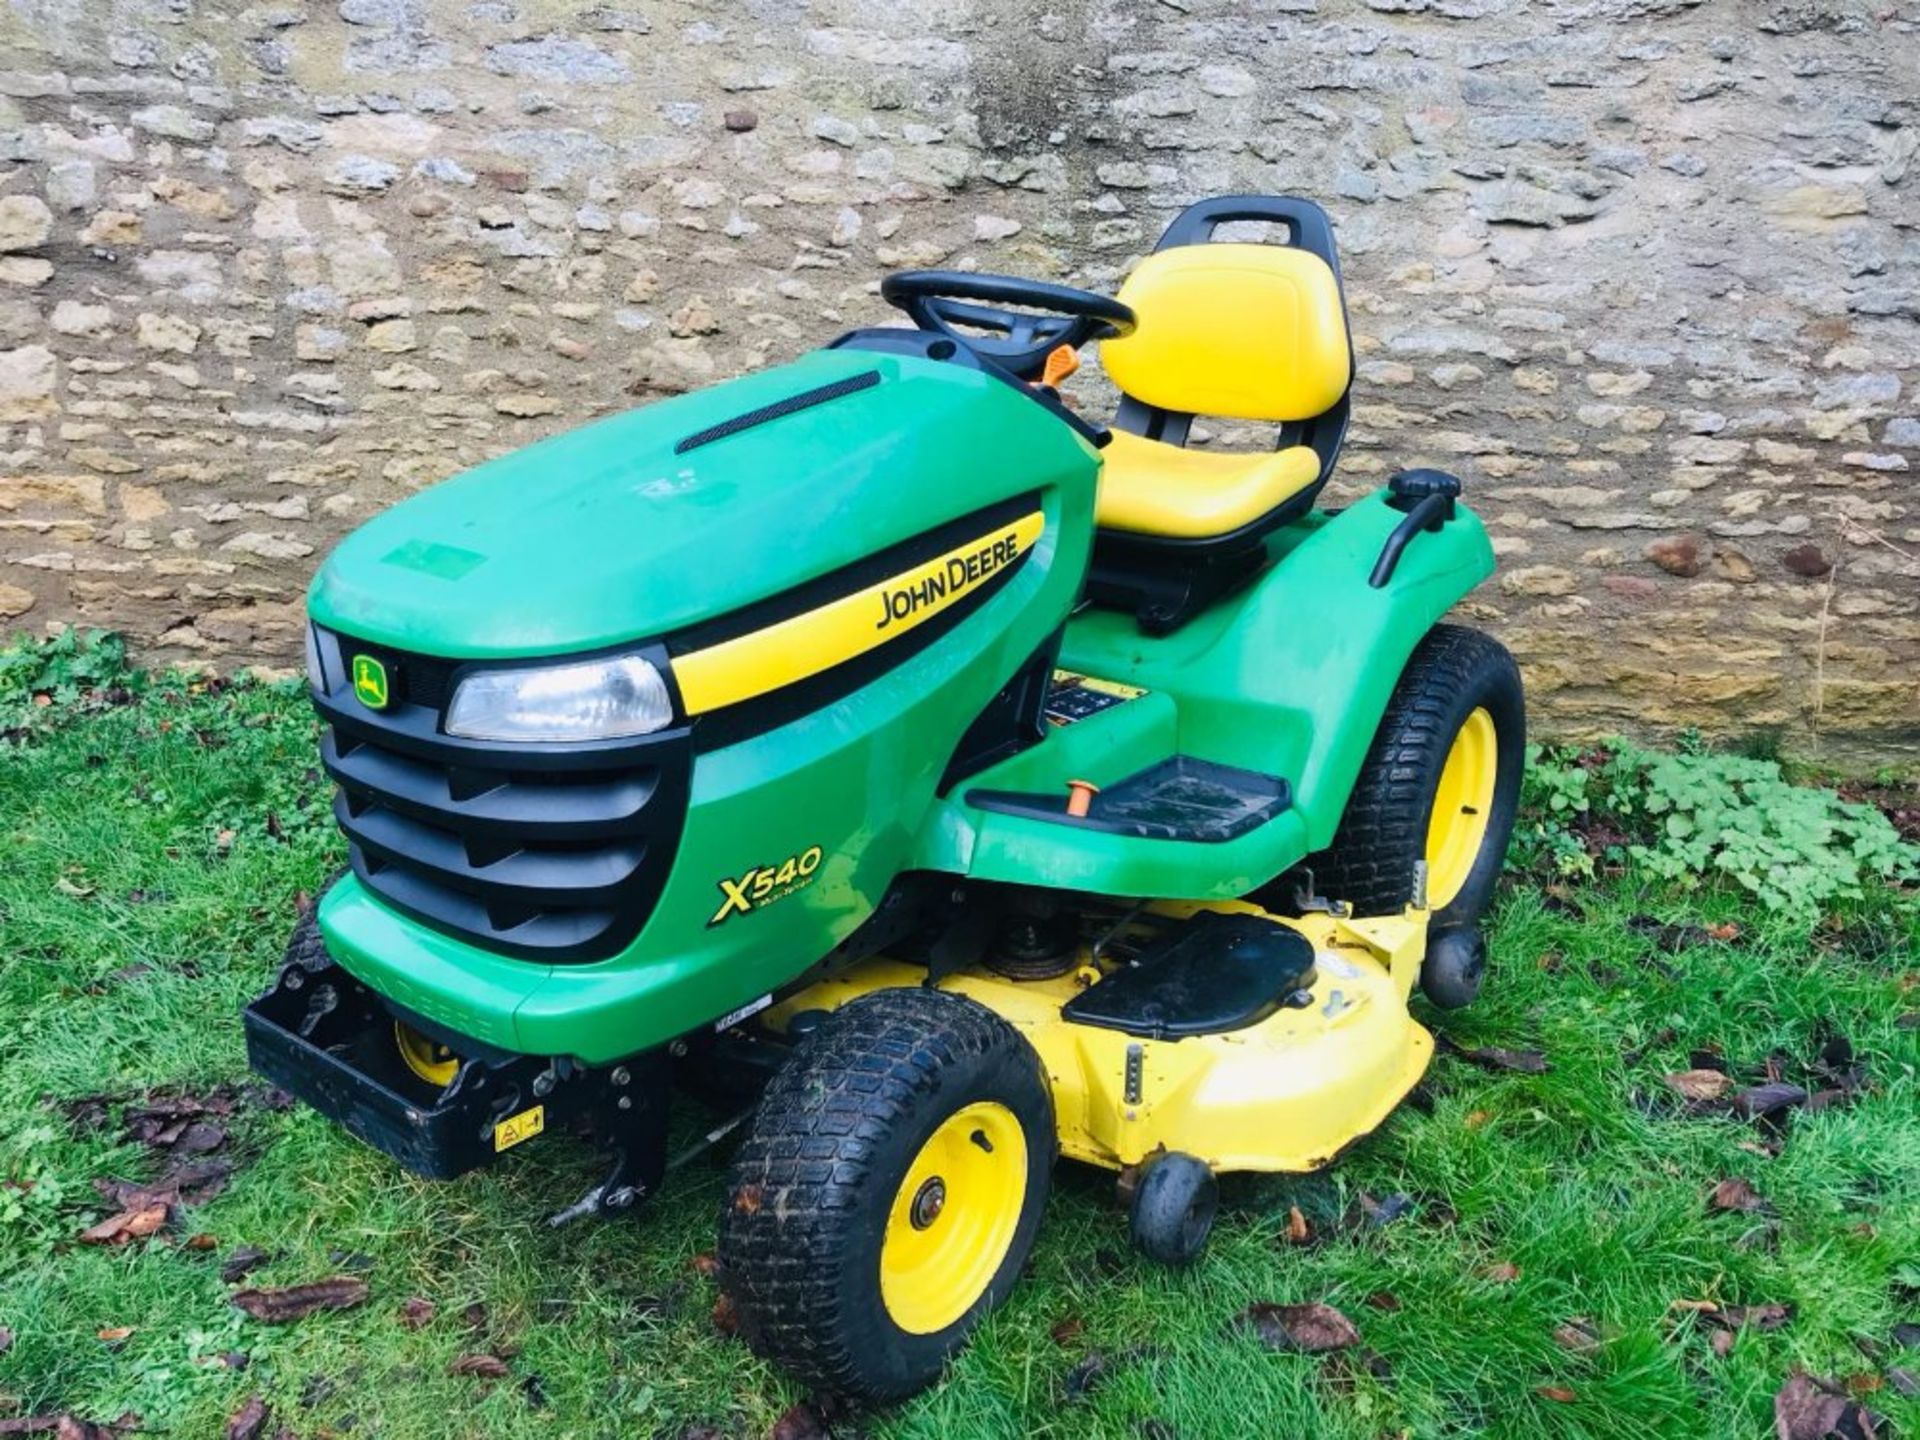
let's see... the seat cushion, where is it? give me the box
[1095,429,1322,540]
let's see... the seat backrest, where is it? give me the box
[1102,245,1349,422]
[1099,196,1352,426]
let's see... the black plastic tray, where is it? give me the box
[969,755,1290,842]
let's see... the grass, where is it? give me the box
[0,671,1916,1440]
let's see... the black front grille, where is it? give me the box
[313,629,690,962]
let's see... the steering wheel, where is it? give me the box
[880,270,1137,381]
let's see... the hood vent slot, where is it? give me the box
[674,369,881,455]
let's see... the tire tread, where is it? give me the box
[718,988,1051,1401]
[1311,624,1522,918]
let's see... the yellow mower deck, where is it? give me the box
[766,901,1434,1175]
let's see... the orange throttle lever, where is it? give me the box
[1040,344,1080,390]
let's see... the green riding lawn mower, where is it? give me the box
[245,194,1525,1401]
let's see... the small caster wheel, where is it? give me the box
[1128,1151,1217,1266]
[1422,926,1486,1010]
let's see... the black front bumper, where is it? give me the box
[244,955,649,1182]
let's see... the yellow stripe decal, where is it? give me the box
[674,510,1045,715]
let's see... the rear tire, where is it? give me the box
[1310,624,1524,925]
[717,988,1055,1403]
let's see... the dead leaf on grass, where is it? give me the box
[688,1252,719,1278]
[1284,1205,1312,1245]
[1690,1300,1794,1348]
[0,1416,139,1439]
[95,1328,132,1344]
[1627,915,1715,953]
[1710,1178,1771,1213]
[768,1402,826,1440]
[1665,1069,1735,1102]
[1727,1082,1811,1123]
[1554,1317,1603,1353]
[1812,1033,1868,1095]
[709,1292,739,1337]
[1437,1035,1551,1074]
[448,1354,510,1379]
[120,1090,240,1153]
[79,1203,169,1247]
[1537,1386,1577,1403]
[225,1397,270,1440]
[1365,1291,1402,1313]
[1774,1372,1887,1440]
[220,1246,272,1285]
[399,1297,435,1330]
[97,1158,234,1213]
[1235,1301,1361,1354]
[1481,1261,1522,1284]
[230,1277,369,1324]
[1049,1315,1085,1346]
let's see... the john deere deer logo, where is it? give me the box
[352,655,389,709]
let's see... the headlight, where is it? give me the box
[445,654,673,743]
[304,624,327,693]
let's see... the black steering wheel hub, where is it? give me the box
[879,270,1136,381]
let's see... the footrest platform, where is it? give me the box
[968,756,1289,842]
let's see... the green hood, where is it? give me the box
[309,347,1094,658]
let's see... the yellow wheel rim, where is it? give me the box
[1425,706,1499,911]
[394,1021,460,1087]
[879,1101,1028,1336]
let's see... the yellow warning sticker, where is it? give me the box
[1046,670,1148,726]
[493,1105,545,1153]
[1077,674,1148,700]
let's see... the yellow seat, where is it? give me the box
[1092,237,1352,544]
[1095,430,1322,539]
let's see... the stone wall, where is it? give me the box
[1,0,1916,762]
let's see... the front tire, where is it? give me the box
[283,869,344,971]
[718,988,1055,1402]
[1311,624,1525,926]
